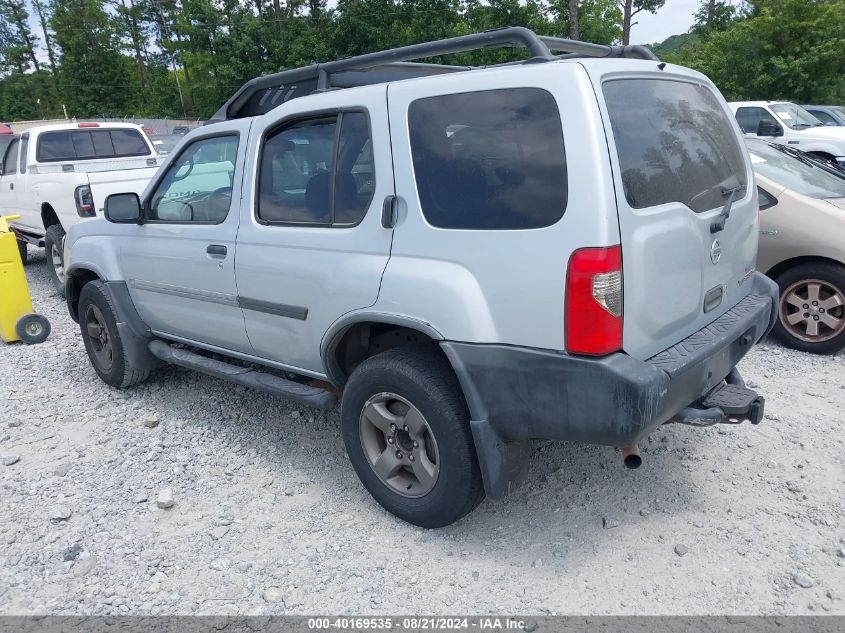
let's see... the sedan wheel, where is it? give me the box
[779,278,845,343]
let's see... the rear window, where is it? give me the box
[603,79,748,213]
[408,88,567,230]
[37,129,150,162]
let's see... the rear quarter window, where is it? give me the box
[408,87,567,230]
[603,79,748,213]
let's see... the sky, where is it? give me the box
[630,0,699,45]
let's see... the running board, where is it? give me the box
[148,340,337,410]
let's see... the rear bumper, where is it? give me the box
[441,272,778,496]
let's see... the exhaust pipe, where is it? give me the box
[620,444,641,469]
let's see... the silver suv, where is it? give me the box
[64,28,778,528]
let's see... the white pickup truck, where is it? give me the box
[0,122,160,294]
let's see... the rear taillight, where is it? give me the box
[565,245,623,356]
[74,184,95,217]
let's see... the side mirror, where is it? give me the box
[104,192,142,223]
[757,119,783,137]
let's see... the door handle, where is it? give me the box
[381,195,398,228]
[207,244,227,258]
[9,183,13,190]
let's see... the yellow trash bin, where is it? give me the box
[0,214,51,344]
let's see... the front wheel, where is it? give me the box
[78,280,151,388]
[341,347,484,528]
[772,263,845,354]
[44,224,66,296]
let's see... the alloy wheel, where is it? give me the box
[779,278,845,343]
[359,392,440,498]
[84,304,114,371]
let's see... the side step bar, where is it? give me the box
[148,340,337,410]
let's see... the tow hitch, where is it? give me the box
[671,382,765,427]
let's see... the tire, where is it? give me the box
[341,346,484,528]
[44,224,66,296]
[15,313,50,344]
[17,238,27,265]
[772,262,845,354]
[78,280,151,388]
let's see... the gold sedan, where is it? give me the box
[749,138,845,353]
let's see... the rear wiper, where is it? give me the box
[710,185,742,234]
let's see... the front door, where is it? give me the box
[119,121,253,353]
[236,86,395,376]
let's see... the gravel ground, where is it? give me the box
[1,250,844,616]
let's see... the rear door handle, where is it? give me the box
[207,244,227,258]
[9,183,13,190]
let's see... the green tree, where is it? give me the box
[619,0,664,45]
[51,0,138,116]
[683,0,845,102]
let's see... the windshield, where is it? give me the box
[747,140,845,199]
[770,103,824,129]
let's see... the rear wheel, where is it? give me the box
[78,280,150,388]
[44,224,66,296]
[772,263,845,354]
[341,347,484,528]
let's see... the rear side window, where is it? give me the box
[37,129,150,161]
[408,88,567,230]
[603,79,748,213]
[258,111,374,226]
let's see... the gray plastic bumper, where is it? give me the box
[442,272,778,498]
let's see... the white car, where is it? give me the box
[729,101,845,166]
[0,122,161,294]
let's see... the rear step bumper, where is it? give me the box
[442,272,778,498]
[671,380,765,427]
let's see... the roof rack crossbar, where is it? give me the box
[211,27,661,121]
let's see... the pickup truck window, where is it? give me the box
[37,129,151,162]
[258,111,374,226]
[735,107,779,134]
[408,88,567,230]
[3,138,18,175]
[148,134,238,223]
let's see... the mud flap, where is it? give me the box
[470,420,532,499]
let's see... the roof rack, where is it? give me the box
[209,26,660,122]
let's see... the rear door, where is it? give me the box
[594,68,758,360]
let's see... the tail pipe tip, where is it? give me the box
[620,445,642,469]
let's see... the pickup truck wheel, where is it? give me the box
[78,280,151,388]
[341,347,484,528]
[17,239,27,265]
[772,263,845,354]
[44,224,66,296]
